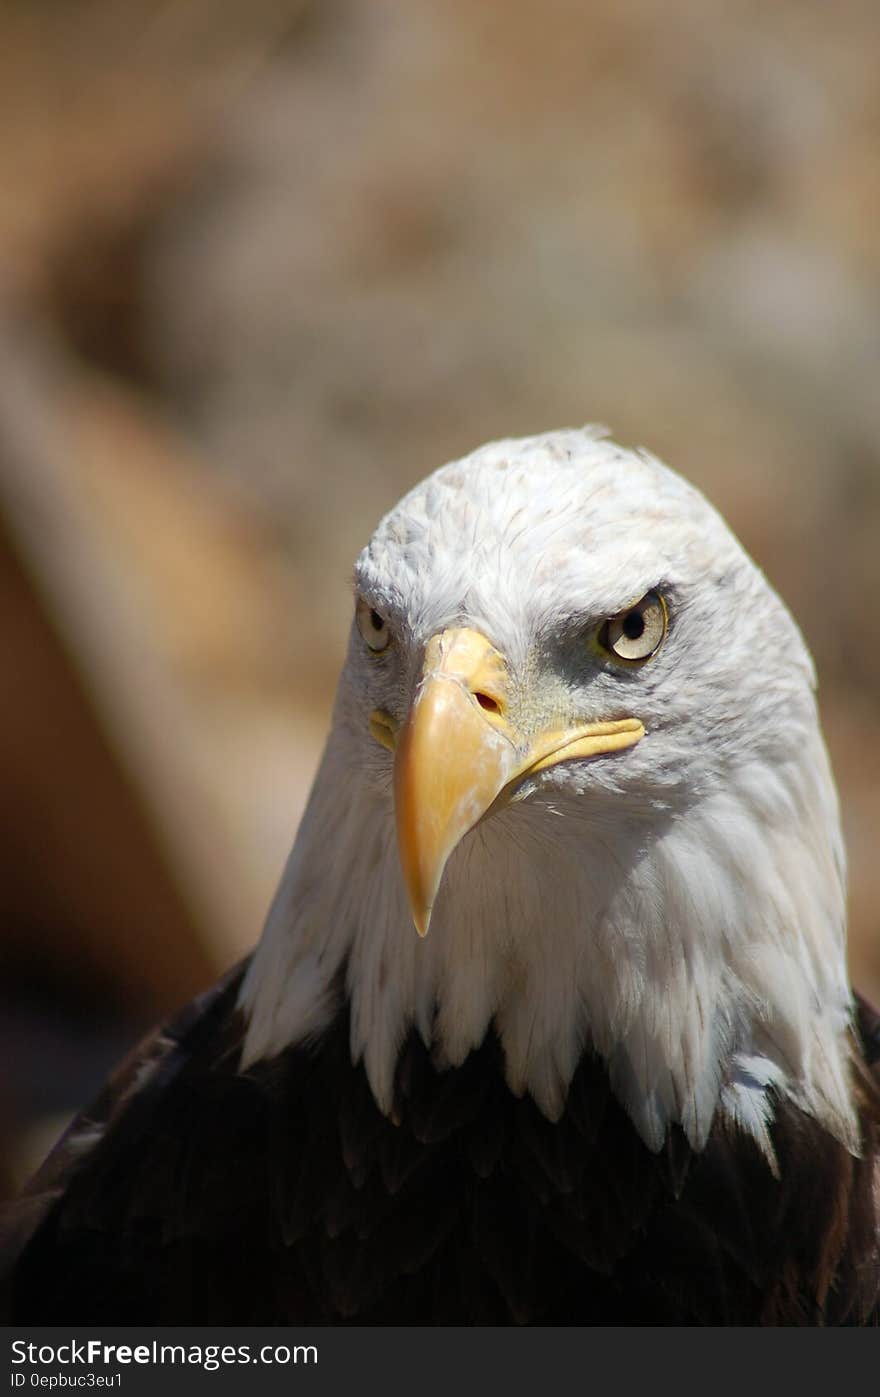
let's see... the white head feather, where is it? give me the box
[240,428,858,1165]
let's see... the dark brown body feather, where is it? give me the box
[2,966,879,1325]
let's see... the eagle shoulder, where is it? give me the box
[2,983,879,1324]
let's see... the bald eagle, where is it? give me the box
[2,430,879,1325]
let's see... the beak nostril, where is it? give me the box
[474,692,501,714]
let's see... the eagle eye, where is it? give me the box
[356,597,391,652]
[600,590,667,663]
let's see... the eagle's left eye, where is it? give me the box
[356,597,391,652]
[600,590,667,662]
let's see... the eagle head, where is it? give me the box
[241,429,858,1167]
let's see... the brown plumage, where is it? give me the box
[2,968,878,1324]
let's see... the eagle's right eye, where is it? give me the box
[356,597,391,652]
[599,590,667,663]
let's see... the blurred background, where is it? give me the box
[1,0,879,1199]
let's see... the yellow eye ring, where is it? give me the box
[599,591,667,663]
[356,597,391,653]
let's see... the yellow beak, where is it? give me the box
[379,627,643,936]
